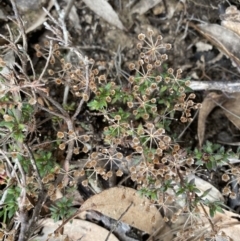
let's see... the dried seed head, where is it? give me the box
[222,186,231,195]
[57,131,65,139]
[165,43,172,50]
[174,144,180,151]
[156,148,163,156]
[143,113,149,120]
[128,76,135,84]
[151,106,157,113]
[164,217,169,222]
[48,69,55,76]
[147,29,154,36]
[136,146,143,153]
[150,97,156,103]
[167,68,174,75]
[82,179,88,187]
[55,78,62,85]
[161,157,167,163]
[164,77,170,83]
[73,147,80,155]
[133,85,139,91]
[55,50,61,57]
[189,93,196,99]
[114,115,121,121]
[106,96,111,102]
[177,68,182,75]
[161,54,168,60]
[64,63,72,69]
[59,143,66,150]
[147,64,153,71]
[44,40,50,47]
[153,60,161,67]
[36,51,42,57]
[144,56,149,63]
[133,110,138,115]
[180,116,187,123]
[54,43,59,50]
[185,80,191,86]
[98,75,106,82]
[230,192,237,199]
[50,57,55,65]
[222,174,230,182]
[128,63,135,70]
[34,44,40,50]
[116,152,123,159]
[179,86,185,93]
[186,158,194,166]
[136,42,142,49]
[116,169,123,176]
[157,128,165,135]
[138,33,146,41]
[163,136,171,143]
[127,102,134,108]
[82,145,89,153]
[75,92,81,97]
[139,53,145,60]
[82,93,89,101]
[155,75,162,82]
[107,171,113,177]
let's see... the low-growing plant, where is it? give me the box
[0,2,239,241]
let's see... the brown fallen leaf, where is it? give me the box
[29,218,119,241]
[198,92,240,147]
[82,0,124,30]
[79,186,164,234]
[189,22,240,69]
[220,5,240,37]
[131,0,162,15]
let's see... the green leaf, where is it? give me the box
[201,188,212,198]
[0,121,14,130]
[87,99,107,110]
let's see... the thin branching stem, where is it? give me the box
[38,40,54,82]
[23,143,44,191]
[10,0,28,75]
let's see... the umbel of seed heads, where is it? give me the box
[137,30,172,65]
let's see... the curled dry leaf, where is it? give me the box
[189,22,240,69]
[21,0,54,34]
[82,0,124,30]
[187,174,224,202]
[79,186,163,234]
[220,5,240,37]
[131,0,162,15]
[29,218,119,241]
[198,92,240,147]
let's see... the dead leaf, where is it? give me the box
[79,186,164,234]
[198,92,224,147]
[189,22,240,69]
[30,218,119,241]
[82,0,124,30]
[24,0,54,33]
[198,92,240,147]
[221,92,240,130]
[131,0,162,15]
[220,5,240,37]
[187,174,224,202]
